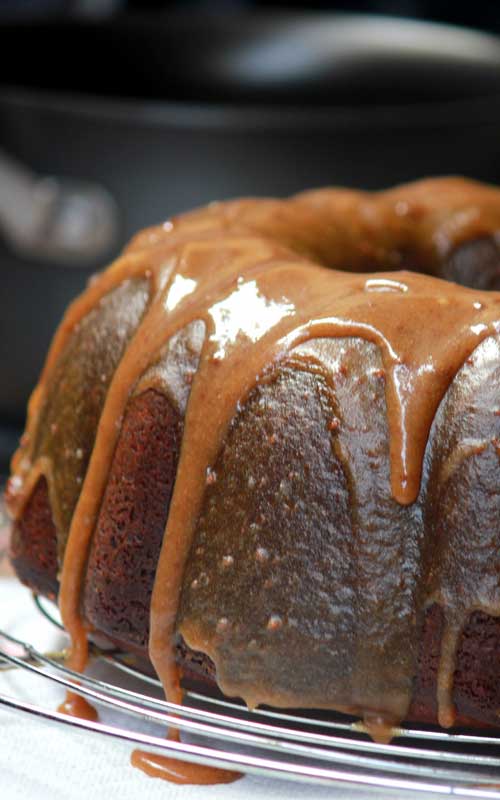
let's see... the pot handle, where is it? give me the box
[0,149,119,266]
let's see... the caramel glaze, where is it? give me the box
[6,177,500,766]
[131,729,241,785]
[131,752,241,785]
[58,692,99,722]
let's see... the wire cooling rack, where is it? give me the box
[2,595,500,796]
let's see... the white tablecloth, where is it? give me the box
[1,575,443,800]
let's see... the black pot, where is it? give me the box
[2,10,500,439]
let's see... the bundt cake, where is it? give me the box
[6,177,500,748]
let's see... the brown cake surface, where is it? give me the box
[6,177,500,736]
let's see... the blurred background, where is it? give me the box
[1,0,500,473]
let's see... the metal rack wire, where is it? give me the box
[2,595,500,796]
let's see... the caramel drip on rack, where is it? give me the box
[7,178,500,771]
[58,693,98,723]
[130,752,241,785]
[131,729,241,785]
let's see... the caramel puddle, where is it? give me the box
[132,726,241,785]
[58,691,98,723]
[131,750,241,785]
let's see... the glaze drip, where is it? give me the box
[131,729,241,785]
[6,178,500,758]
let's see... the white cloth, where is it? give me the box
[0,577,429,800]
